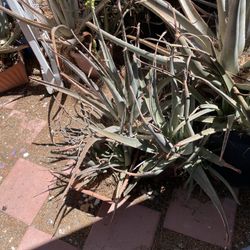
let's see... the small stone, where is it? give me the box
[47,219,53,225]
[11,247,15,250]
[23,152,29,158]
[9,237,13,243]
[58,228,65,235]
[0,176,3,182]
[48,196,54,201]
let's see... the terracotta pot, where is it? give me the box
[0,61,29,93]
[70,51,99,80]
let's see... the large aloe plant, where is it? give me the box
[25,2,245,246]
[2,1,248,246]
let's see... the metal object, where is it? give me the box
[6,0,63,94]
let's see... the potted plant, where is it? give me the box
[0,0,28,93]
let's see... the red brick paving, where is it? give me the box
[18,226,77,250]
[83,202,161,250]
[163,188,237,247]
[0,158,52,225]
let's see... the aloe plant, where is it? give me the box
[2,1,248,246]
[25,3,246,246]
[135,1,250,129]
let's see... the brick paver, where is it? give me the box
[0,158,52,225]
[164,189,237,247]
[18,226,77,250]
[83,202,160,250]
[7,110,46,144]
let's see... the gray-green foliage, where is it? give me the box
[37,2,249,244]
[47,0,79,29]
[6,1,248,246]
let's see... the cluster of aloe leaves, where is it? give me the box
[2,0,250,245]
[47,0,249,243]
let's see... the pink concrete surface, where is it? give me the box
[163,189,237,248]
[83,202,160,250]
[18,226,76,250]
[0,95,19,109]
[0,158,52,225]
[8,110,46,144]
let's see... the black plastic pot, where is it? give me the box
[208,132,250,187]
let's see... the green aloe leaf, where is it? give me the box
[139,0,212,54]
[172,107,218,137]
[91,127,157,154]
[207,167,240,204]
[220,0,246,73]
[179,0,214,37]
[200,147,240,173]
[176,127,226,147]
[146,69,165,128]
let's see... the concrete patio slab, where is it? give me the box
[83,202,160,250]
[7,110,46,144]
[163,188,237,248]
[0,94,20,109]
[0,211,27,250]
[18,226,77,250]
[0,158,52,225]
